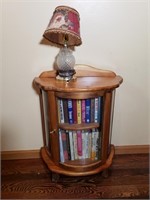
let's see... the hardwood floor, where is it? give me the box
[1,154,149,199]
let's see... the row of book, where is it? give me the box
[57,97,103,124]
[59,128,101,163]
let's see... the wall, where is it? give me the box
[1,0,149,151]
[0,1,2,136]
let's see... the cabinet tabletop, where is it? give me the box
[34,70,123,92]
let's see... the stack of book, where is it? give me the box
[59,128,101,163]
[57,97,103,124]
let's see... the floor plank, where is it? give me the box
[1,154,149,199]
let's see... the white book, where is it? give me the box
[94,98,99,123]
[69,130,74,160]
[59,129,64,162]
[88,132,92,158]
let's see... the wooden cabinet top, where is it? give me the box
[34,65,123,92]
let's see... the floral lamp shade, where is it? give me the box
[43,6,82,46]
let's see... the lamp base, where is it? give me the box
[56,74,77,82]
[56,69,76,82]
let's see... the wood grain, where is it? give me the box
[1,154,149,199]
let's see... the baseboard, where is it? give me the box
[1,149,40,160]
[115,145,149,155]
[1,145,149,160]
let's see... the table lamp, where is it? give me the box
[43,5,82,81]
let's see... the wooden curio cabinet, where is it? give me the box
[34,65,123,181]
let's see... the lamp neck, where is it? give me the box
[64,35,68,47]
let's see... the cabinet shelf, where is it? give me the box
[59,122,100,130]
[41,145,115,176]
[59,158,102,172]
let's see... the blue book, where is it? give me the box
[67,99,74,124]
[85,99,91,123]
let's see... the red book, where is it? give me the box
[77,130,82,156]
[81,99,86,123]
[61,131,69,161]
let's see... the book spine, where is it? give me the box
[69,131,74,160]
[81,130,86,158]
[73,131,78,159]
[85,131,89,158]
[57,99,61,123]
[91,128,96,160]
[72,99,77,124]
[88,131,92,158]
[95,129,100,160]
[59,129,64,162]
[61,130,69,161]
[77,100,81,124]
[85,99,91,123]
[81,99,86,123]
[98,96,103,123]
[63,99,69,123]
[90,98,95,123]
[66,130,71,160]
[94,97,99,123]
[59,99,65,123]
[77,130,82,157]
[68,99,74,124]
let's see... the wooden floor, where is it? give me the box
[1,154,149,199]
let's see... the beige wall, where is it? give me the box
[148,1,150,145]
[0,1,2,137]
[1,0,149,151]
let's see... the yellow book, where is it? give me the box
[77,99,81,124]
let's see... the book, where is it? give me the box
[66,130,71,160]
[72,99,77,124]
[85,131,89,158]
[85,99,91,123]
[77,100,81,124]
[59,129,64,162]
[90,98,95,123]
[98,96,103,123]
[73,131,78,159]
[57,99,61,123]
[81,130,86,158]
[81,99,86,123]
[63,99,69,123]
[57,98,64,123]
[69,130,74,160]
[94,97,99,123]
[77,130,82,157]
[68,99,74,124]
[61,130,69,161]
[88,131,92,158]
[95,129,100,160]
[91,128,96,160]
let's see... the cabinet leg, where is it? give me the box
[51,172,60,182]
[102,169,109,178]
